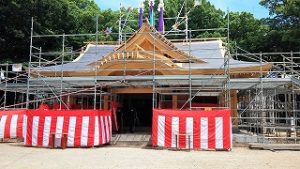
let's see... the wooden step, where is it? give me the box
[111,133,151,147]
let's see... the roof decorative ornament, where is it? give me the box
[148,0,155,26]
[158,0,165,33]
[138,0,145,28]
[158,0,164,11]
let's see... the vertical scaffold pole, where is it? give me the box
[26,17,34,109]
[4,64,8,109]
[223,9,231,109]
[39,47,42,67]
[94,15,99,110]
[123,33,127,79]
[185,0,189,42]
[188,30,192,110]
[291,51,294,74]
[152,32,156,109]
[118,3,123,45]
[227,9,230,45]
[292,83,296,143]
[259,52,265,138]
[100,86,102,110]
[60,34,65,110]
[14,69,18,108]
[227,9,231,108]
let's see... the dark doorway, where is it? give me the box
[118,94,152,133]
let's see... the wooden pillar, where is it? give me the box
[62,96,76,108]
[219,94,225,107]
[67,95,70,106]
[70,96,76,105]
[172,95,178,109]
[230,90,238,126]
[104,95,109,110]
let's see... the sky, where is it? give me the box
[95,0,270,19]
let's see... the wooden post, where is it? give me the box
[172,95,178,109]
[61,133,67,149]
[104,95,109,110]
[67,95,70,107]
[230,90,238,126]
[219,93,225,107]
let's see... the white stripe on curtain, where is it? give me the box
[43,116,51,147]
[157,116,165,147]
[200,117,208,149]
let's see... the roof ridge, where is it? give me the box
[147,24,202,62]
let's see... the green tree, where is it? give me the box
[0,0,103,63]
[260,0,300,51]
[189,0,225,36]
[1,0,299,64]
[228,12,269,52]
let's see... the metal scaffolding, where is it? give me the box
[233,50,300,143]
[1,11,300,144]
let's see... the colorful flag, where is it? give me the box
[149,0,155,26]
[158,0,165,33]
[138,1,144,28]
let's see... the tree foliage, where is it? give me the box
[0,0,103,62]
[0,0,299,63]
[260,0,300,51]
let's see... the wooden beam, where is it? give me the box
[36,62,272,77]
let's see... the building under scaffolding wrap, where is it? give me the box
[1,10,300,146]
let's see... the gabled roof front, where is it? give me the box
[34,22,272,77]
[90,21,204,68]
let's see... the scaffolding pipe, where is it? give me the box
[38,47,42,67]
[185,0,188,42]
[226,9,231,108]
[188,30,192,110]
[152,32,157,109]
[26,17,34,109]
[118,3,122,45]
[293,83,297,143]
[94,15,99,110]
[100,86,102,109]
[3,64,8,110]
[59,34,65,110]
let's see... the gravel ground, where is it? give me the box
[0,143,299,169]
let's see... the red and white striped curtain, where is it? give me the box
[0,110,26,139]
[152,109,232,150]
[25,110,112,147]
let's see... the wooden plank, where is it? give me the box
[249,143,300,151]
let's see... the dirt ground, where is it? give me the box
[0,143,299,169]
